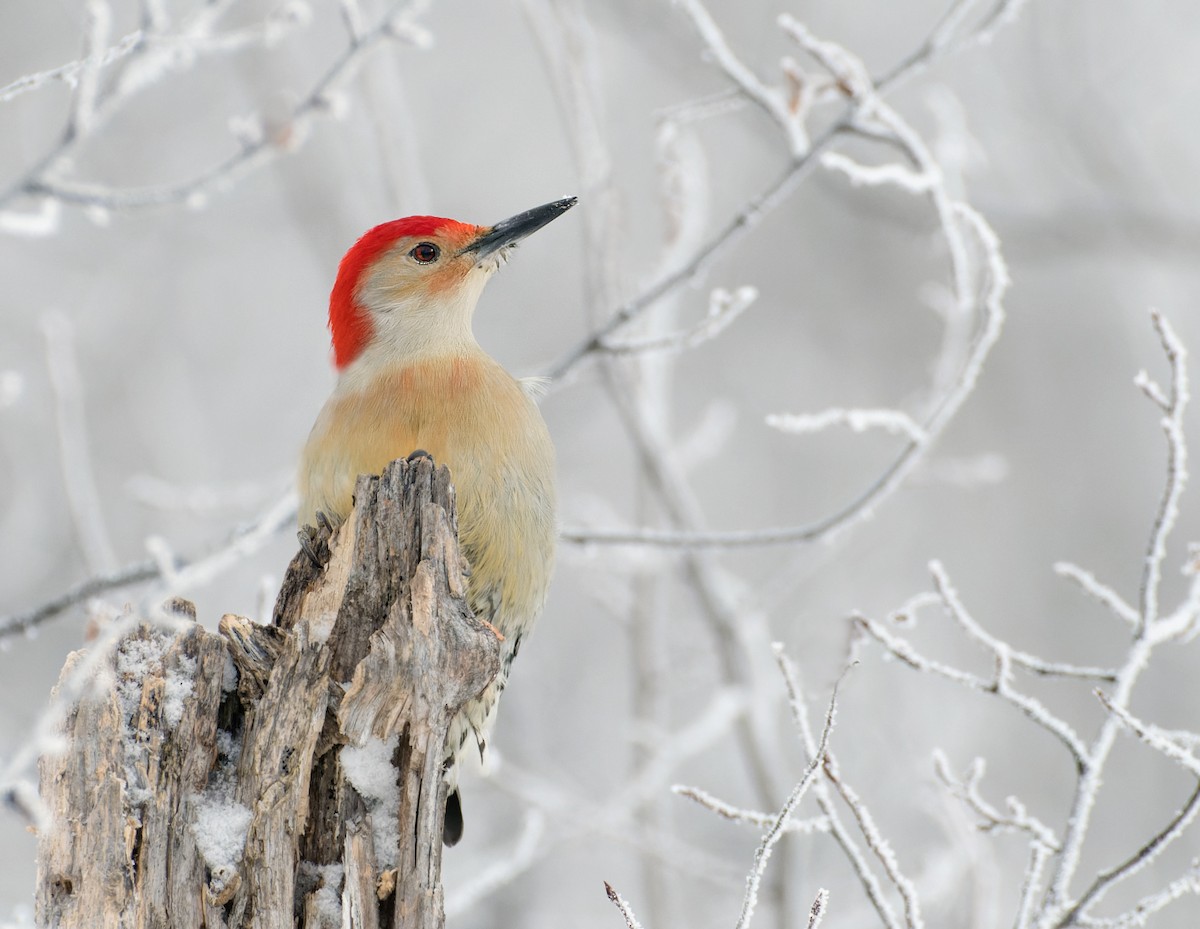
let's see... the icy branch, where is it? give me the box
[768,408,928,444]
[67,0,113,138]
[601,287,757,355]
[673,0,810,156]
[820,150,937,192]
[672,785,830,834]
[0,493,296,640]
[1096,691,1200,778]
[1084,862,1200,929]
[0,28,141,104]
[930,560,1118,681]
[1137,308,1190,638]
[853,613,1089,761]
[933,751,1059,850]
[2,0,427,216]
[604,882,646,929]
[806,889,830,929]
[733,662,845,929]
[1052,562,1139,628]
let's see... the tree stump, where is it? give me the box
[36,457,501,929]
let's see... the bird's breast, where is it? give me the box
[299,353,557,629]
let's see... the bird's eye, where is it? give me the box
[410,242,440,264]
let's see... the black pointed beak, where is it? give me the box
[465,196,577,260]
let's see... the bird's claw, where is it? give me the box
[297,527,323,568]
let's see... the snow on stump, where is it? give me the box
[35,457,501,929]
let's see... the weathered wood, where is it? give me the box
[35,458,500,929]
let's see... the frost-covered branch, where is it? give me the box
[671,785,830,835]
[559,15,1009,549]
[767,408,928,444]
[600,286,757,356]
[1,0,429,219]
[773,647,906,929]
[822,754,924,929]
[1052,562,1139,628]
[604,882,646,929]
[846,311,1199,929]
[0,28,141,104]
[732,665,845,929]
[1136,309,1190,639]
[933,752,1059,851]
[929,561,1118,682]
[852,612,1089,761]
[0,492,296,640]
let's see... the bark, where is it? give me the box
[36,457,500,929]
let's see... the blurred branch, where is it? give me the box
[42,311,118,574]
[545,0,1024,387]
[671,785,830,834]
[874,0,1032,91]
[599,286,757,356]
[447,687,748,918]
[0,0,429,217]
[559,11,1010,550]
[0,492,296,641]
[0,24,141,104]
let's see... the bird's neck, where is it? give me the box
[335,339,495,398]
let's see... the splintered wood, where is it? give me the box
[35,458,500,929]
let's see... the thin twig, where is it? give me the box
[604,882,646,929]
[853,614,1089,761]
[672,785,830,834]
[776,647,905,929]
[1137,309,1190,638]
[734,663,846,929]
[933,751,1059,850]
[823,753,924,929]
[0,493,296,640]
[930,561,1118,682]
[1062,779,1200,925]
[4,1,425,213]
[1052,562,1139,628]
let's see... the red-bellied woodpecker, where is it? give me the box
[298,197,575,844]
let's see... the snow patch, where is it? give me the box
[163,654,197,728]
[192,728,249,893]
[340,735,400,868]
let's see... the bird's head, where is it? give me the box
[328,196,577,370]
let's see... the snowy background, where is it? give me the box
[2,1,1200,927]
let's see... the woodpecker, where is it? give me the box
[298,197,575,844]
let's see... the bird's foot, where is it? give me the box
[297,526,323,568]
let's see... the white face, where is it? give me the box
[347,235,499,374]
